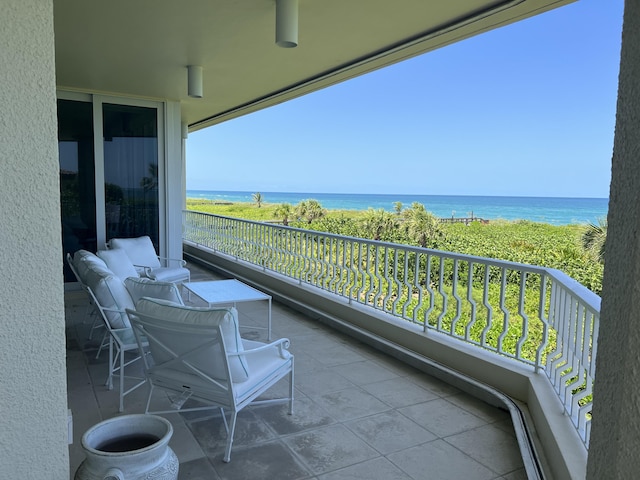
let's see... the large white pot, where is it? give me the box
[75,414,179,480]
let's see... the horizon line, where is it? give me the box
[185,189,609,201]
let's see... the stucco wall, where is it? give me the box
[586,1,639,479]
[0,1,69,477]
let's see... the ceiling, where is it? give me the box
[54,0,574,132]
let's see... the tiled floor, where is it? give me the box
[66,263,527,480]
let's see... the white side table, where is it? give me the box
[183,279,272,340]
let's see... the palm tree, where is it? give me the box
[295,199,326,224]
[582,217,607,263]
[252,192,263,208]
[361,208,397,241]
[273,203,292,226]
[402,202,444,248]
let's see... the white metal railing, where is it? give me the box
[183,210,600,447]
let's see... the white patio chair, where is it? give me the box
[108,235,190,284]
[83,268,185,412]
[127,298,294,463]
[87,285,148,412]
[66,251,103,341]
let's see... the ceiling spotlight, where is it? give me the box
[187,65,203,98]
[276,0,298,48]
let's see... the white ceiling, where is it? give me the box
[54,0,574,131]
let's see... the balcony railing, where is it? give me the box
[183,210,600,448]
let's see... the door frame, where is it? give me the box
[57,91,169,258]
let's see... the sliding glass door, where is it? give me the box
[102,103,159,245]
[58,99,97,281]
[57,95,163,282]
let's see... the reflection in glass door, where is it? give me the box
[58,99,97,281]
[58,96,162,282]
[102,103,159,248]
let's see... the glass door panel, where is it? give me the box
[102,103,159,248]
[57,99,96,281]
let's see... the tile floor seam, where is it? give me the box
[445,394,513,424]
[391,407,441,439]
[440,426,526,478]
[208,439,315,480]
[278,434,334,477]
[440,436,507,477]
[340,410,439,457]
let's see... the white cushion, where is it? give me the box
[110,236,162,269]
[83,267,135,329]
[73,250,107,284]
[147,267,190,283]
[124,277,184,306]
[234,339,292,400]
[97,248,140,281]
[73,249,99,264]
[136,297,249,382]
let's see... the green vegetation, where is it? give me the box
[186,196,604,295]
[581,217,607,264]
[294,199,327,224]
[186,198,278,221]
[273,202,293,226]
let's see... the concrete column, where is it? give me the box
[587,2,640,478]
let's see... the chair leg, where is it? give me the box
[288,368,294,415]
[85,304,96,334]
[119,346,125,412]
[95,330,108,359]
[144,384,155,414]
[223,410,238,463]
[106,338,114,389]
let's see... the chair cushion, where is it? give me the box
[73,250,108,284]
[82,262,135,329]
[147,266,190,283]
[235,339,292,400]
[136,298,249,382]
[110,236,162,269]
[124,277,184,306]
[97,248,140,281]
[73,249,99,263]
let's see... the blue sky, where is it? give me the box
[186,0,623,198]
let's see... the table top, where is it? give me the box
[183,279,271,304]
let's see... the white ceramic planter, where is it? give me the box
[75,414,178,480]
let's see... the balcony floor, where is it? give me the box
[66,263,526,480]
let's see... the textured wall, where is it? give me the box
[586,1,640,479]
[0,0,69,477]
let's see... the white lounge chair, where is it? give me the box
[108,235,190,284]
[65,251,102,340]
[127,298,294,463]
[70,248,185,412]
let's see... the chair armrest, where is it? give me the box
[133,263,153,268]
[109,326,133,334]
[157,256,187,268]
[100,306,126,315]
[229,338,291,359]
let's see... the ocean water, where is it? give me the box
[186,190,608,226]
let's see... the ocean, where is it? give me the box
[186,190,608,226]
